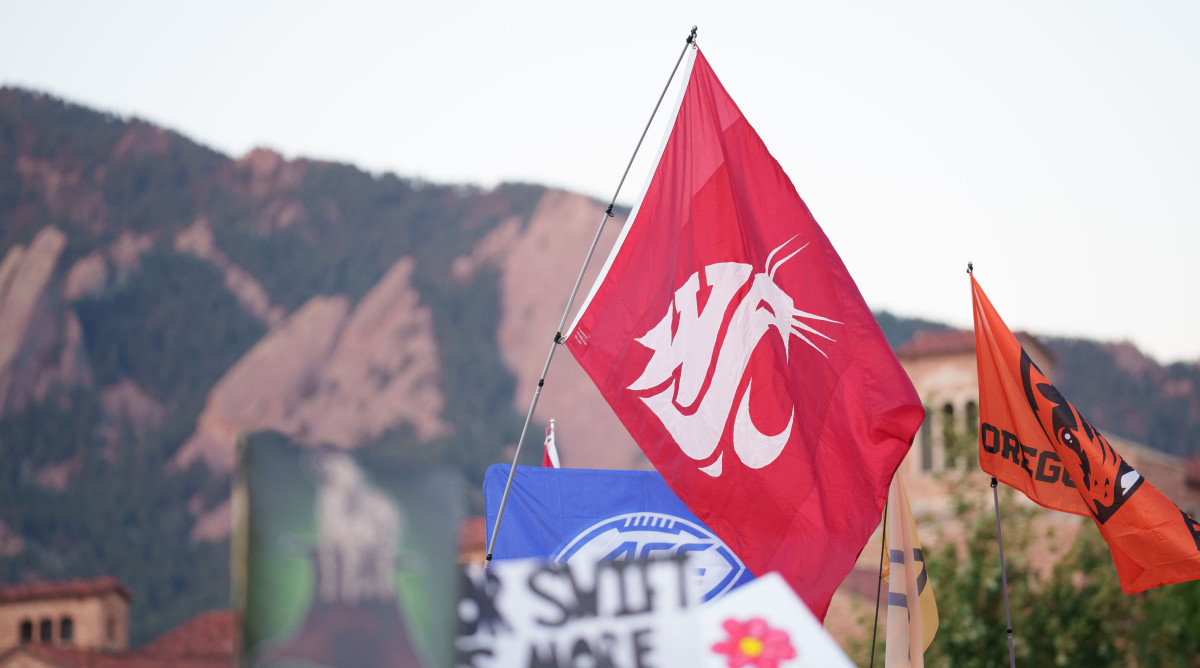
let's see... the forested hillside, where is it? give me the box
[0,87,541,642]
[0,87,1196,645]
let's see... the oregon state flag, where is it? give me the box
[564,47,924,619]
[973,274,1200,592]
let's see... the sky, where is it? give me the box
[2,1,1198,363]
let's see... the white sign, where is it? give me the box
[456,556,698,667]
[697,572,854,668]
[456,559,853,668]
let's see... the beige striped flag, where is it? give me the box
[882,470,938,667]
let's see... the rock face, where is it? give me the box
[0,226,91,415]
[299,257,448,448]
[35,454,83,491]
[111,123,170,160]
[108,230,155,273]
[173,189,642,480]
[15,156,107,234]
[189,498,232,543]
[460,189,643,470]
[232,148,307,233]
[61,252,108,302]
[174,257,448,474]
[174,217,285,328]
[0,519,22,557]
[101,380,165,440]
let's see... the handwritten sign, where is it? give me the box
[456,555,698,667]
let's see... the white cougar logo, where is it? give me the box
[628,237,839,477]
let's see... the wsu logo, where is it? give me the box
[628,237,839,477]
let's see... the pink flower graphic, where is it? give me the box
[711,617,797,668]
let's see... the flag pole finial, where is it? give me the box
[687,26,698,45]
[967,261,974,275]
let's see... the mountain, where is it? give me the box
[1042,337,1200,458]
[0,87,1197,643]
[0,86,636,642]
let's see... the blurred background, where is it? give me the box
[0,2,1198,666]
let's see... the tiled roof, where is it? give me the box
[458,516,487,552]
[896,329,975,358]
[897,328,1053,365]
[0,576,130,604]
[137,610,238,661]
[0,610,238,667]
[1187,457,1200,488]
[0,643,232,667]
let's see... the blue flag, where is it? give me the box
[484,464,754,601]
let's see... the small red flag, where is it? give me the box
[565,48,924,618]
[973,274,1200,592]
[541,419,561,468]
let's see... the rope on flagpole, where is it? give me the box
[869,497,889,668]
[991,477,1018,668]
[484,25,699,567]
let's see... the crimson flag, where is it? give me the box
[973,274,1200,592]
[564,48,924,619]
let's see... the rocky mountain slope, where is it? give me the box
[0,86,1197,642]
[0,86,590,640]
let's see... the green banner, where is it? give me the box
[236,434,463,667]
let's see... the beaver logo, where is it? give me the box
[1021,350,1143,524]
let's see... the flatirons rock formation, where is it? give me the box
[0,226,91,414]
[175,256,449,474]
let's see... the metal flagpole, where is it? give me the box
[869,497,889,668]
[969,262,1016,667]
[484,25,699,567]
[991,477,1018,667]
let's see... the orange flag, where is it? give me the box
[973,274,1200,592]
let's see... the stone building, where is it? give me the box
[0,577,129,654]
[822,328,1200,647]
[0,576,235,667]
[894,329,1200,517]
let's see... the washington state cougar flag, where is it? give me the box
[973,274,1200,592]
[564,48,924,619]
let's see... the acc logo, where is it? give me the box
[554,512,750,602]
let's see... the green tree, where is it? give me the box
[864,414,1200,667]
[1131,578,1200,667]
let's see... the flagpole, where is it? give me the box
[869,497,889,668]
[484,25,699,567]
[970,261,1016,667]
[991,476,1018,668]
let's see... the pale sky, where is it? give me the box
[3,1,1198,363]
